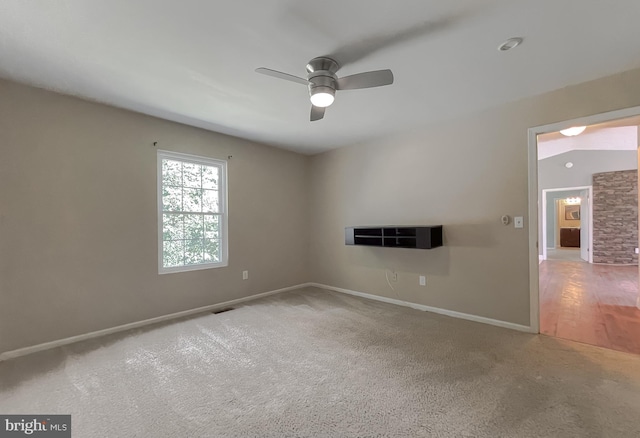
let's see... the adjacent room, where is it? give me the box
[2,1,640,437]
[537,120,640,354]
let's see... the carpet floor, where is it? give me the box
[1,286,640,437]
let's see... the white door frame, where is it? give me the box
[527,105,640,334]
[541,186,593,263]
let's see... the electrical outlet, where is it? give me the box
[514,216,524,228]
[419,275,426,286]
[242,270,249,280]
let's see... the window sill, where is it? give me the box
[159,261,228,275]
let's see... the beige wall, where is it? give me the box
[4,66,640,353]
[0,79,310,353]
[308,68,640,326]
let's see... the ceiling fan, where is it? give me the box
[256,57,394,121]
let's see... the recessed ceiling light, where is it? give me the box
[498,37,523,52]
[565,162,574,168]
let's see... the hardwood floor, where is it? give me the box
[540,260,640,354]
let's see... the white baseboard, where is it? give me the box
[1,281,535,361]
[309,283,535,333]
[0,283,312,362]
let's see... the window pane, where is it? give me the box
[202,166,218,189]
[162,160,182,187]
[204,239,220,262]
[163,240,184,267]
[203,189,219,213]
[183,162,202,188]
[163,186,182,212]
[185,239,204,265]
[183,188,202,212]
[184,214,204,240]
[204,215,219,239]
[163,214,183,241]
[158,152,226,272]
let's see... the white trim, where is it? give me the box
[541,186,593,263]
[157,150,229,274]
[585,187,594,264]
[0,283,312,362]
[541,189,548,259]
[310,283,534,333]
[528,126,540,333]
[1,281,535,361]
[528,105,640,335]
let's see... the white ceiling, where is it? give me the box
[538,126,638,160]
[2,1,640,155]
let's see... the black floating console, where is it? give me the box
[345,226,443,249]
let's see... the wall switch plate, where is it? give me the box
[514,216,524,228]
[636,248,639,254]
[242,270,249,280]
[419,275,426,286]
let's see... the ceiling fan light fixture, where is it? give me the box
[560,126,586,136]
[310,87,335,108]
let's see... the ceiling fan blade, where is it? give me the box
[255,68,309,85]
[337,70,394,90]
[310,105,325,122]
[329,17,462,66]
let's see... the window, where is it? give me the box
[158,150,227,274]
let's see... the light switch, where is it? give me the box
[514,216,524,229]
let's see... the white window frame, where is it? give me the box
[157,150,228,274]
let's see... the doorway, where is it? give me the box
[541,186,592,263]
[528,108,640,355]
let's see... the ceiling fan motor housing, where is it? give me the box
[306,57,339,74]
[308,72,337,98]
[307,57,339,99]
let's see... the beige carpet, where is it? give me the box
[1,287,640,437]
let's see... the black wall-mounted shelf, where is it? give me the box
[345,226,443,249]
